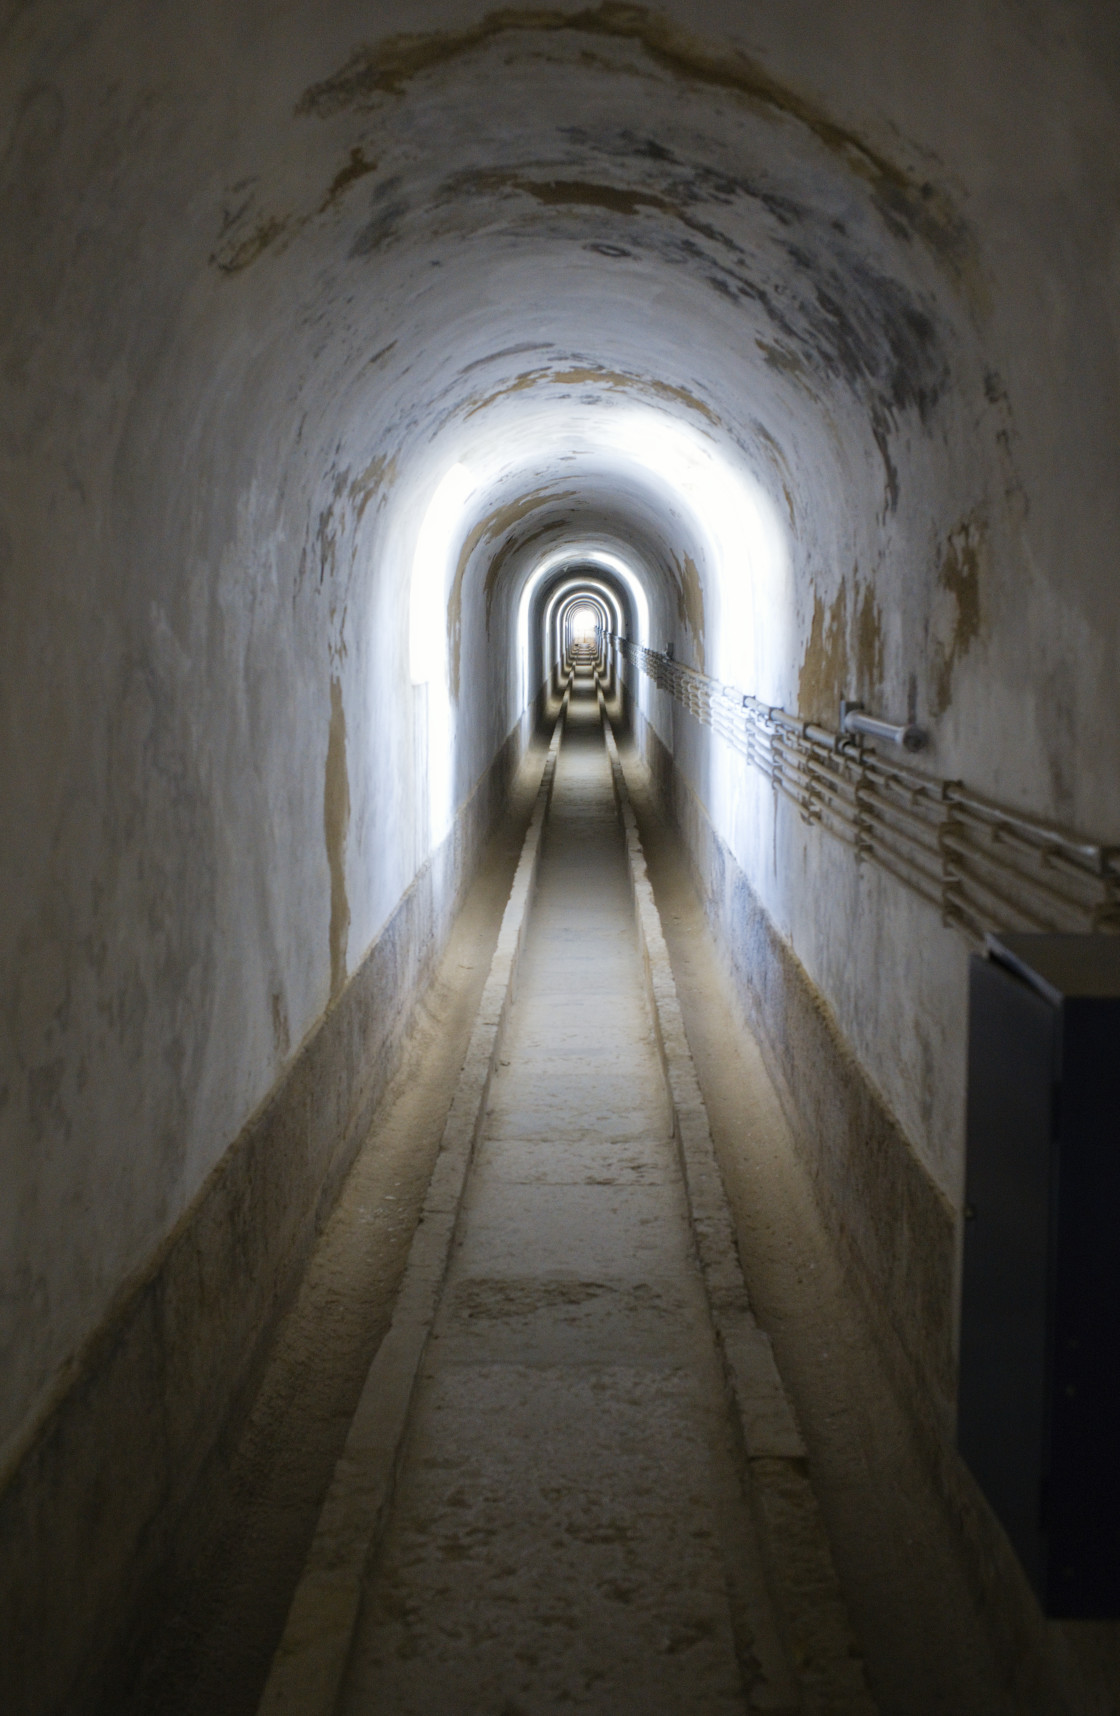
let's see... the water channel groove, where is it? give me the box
[261,671,875,1715]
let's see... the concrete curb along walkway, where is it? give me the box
[256,690,570,1716]
[599,692,878,1716]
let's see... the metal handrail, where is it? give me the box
[609,634,1120,944]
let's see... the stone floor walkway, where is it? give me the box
[335,679,794,1714]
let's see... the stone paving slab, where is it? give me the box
[255,694,571,1716]
[451,1177,690,1278]
[476,1134,674,1186]
[484,1078,668,1140]
[331,683,796,1713]
[262,677,811,1715]
[435,1273,700,1366]
[340,1363,751,1716]
[601,691,878,1716]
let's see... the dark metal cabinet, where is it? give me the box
[958,934,1120,1617]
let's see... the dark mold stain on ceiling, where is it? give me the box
[295,3,975,281]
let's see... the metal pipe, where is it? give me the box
[608,631,1116,940]
[840,700,927,753]
[944,785,1109,869]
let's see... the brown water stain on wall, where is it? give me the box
[455,166,774,281]
[932,518,984,715]
[798,580,848,723]
[757,339,809,383]
[212,148,380,273]
[270,988,291,1059]
[855,581,884,693]
[319,145,379,213]
[513,176,665,217]
[349,451,398,528]
[218,7,973,285]
[296,4,973,282]
[798,575,886,721]
[462,361,718,425]
[213,214,292,275]
[324,677,351,998]
[675,553,706,670]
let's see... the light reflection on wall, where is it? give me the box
[409,460,476,845]
[392,393,792,861]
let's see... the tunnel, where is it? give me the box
[3,3,1120,1712]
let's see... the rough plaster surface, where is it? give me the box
[3,0,1120,1706]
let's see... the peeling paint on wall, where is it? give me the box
[798,576,885,719]
[294,3,973,283]
[798,580,848,722]
[931,517,985,715]
[675,551,705,670]
[349,451,398,529]
[212,212,291,275]
[505,175,665,217]
[270,988,290,1059]
[324,676,350,997]
[455,166,742,257]
[446,163,950,479]
[318,144,379,212]
[462,362,718,425]
[9,15,1120,1711]
[211,148,384,273]
[855,580,884,694]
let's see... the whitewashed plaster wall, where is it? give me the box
[2,0,1118,1488]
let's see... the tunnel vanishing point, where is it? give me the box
[3,3,1120,1712]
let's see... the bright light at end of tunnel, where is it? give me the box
[518,549,649,709]
[570,604,599,644]
[410,461,473,685]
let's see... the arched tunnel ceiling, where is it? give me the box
[10,1,1120,780]
[257,3,967,601]
[6,0,1120,1499]
[190,0,994,739]
[25,0,1005,731]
